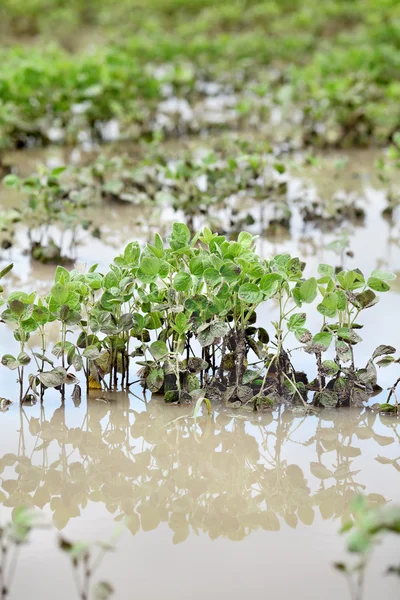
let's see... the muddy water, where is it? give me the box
[0,397,399,599]
[0,146,400,598]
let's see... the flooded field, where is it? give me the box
[2,2,400,598]
[0,143,399,599]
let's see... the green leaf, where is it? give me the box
[140,256,160,276]
[238,231,254,248]
[273,162,286,174]
[103,271,119,290]
[318,264,334,279]
[0,264,13,280]
[347,529,371,554]
[300,278,317,303]
[174,313,189,335]
[3,174,20,188]
[312,332,333,351]
[259,273,282,298]
[337,270,365,291]
[203,268,222,287]
[336,291,347,311]
[171,223,190,245]
[146,367,164,392]
[317,293,338,318]
[150,341,169,361]
[50,283,69,305]
[238,283,263,304]
[154,233,163,252]
[370,270,396,282]
[189,256,204,277]
[55,266,70,285]
[123,242,140,266]
[367,277,390,292]
[145,312,162,330]
[173,271,192,292]
[288,313,306,332]
[20,317,38,333]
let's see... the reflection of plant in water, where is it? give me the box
[0,400,397,543]
[309,411,393,528]
[335,495,400,600]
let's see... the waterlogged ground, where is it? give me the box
[0,144,399,598]
[1,145,399,396]
[0,398,399,599]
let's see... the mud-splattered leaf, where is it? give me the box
[197,321,228,347]
[312,332,333,352]
[321,360,339,376]
[372,345,396,360]
[146,368,164,392]
[316,390,338,407]
[38,367,67,388]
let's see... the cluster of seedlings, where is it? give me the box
[2,145,377,264]
[0,224,398,412]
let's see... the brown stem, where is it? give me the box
[235,329,246,388]
[316,352,325,391]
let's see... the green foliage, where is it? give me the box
[335,496,400,598]
[0,224,396,409]
[1,167,95,263]
[0,0,399,148]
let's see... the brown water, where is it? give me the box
[0,145,400,599]
[0,397,399,599]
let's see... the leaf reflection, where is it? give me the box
[0,398,398,543]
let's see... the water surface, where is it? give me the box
[0,397,399,599]
[0,145,399,599]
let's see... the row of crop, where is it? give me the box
[0,1,399,148]
[0,223,398,411]
[0,0,383,40]
[1,143,378,264]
